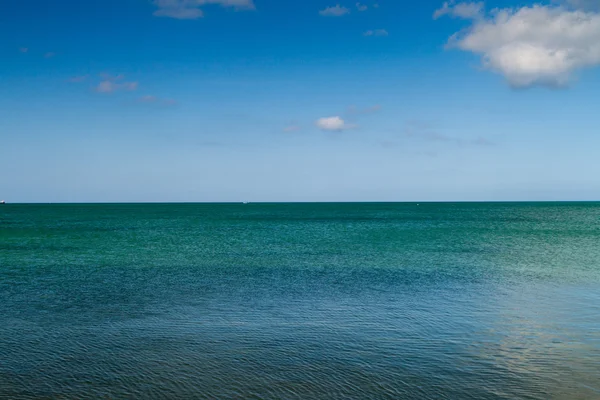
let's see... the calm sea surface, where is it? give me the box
[1,203,599,399]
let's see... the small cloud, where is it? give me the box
[316,116,355,131]
[364,29,388,37]
[153,0,255,19]
[373,3,379,8]
[163,98,177,105]
[96,79,139,93]
[139,95,158,103]
[44,52,56,59]
[67,75,88,83]
[283,125,301,132]
[356,2,368,11]
[319,5,350,17]
[122,82,138,91]
[19,47,28,53]
[433,1,484,20]
[96,81,119,93]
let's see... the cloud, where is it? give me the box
[316,116,356,131]
[96,80,139,93]
[19,47,28,53]
[356,2,368,11]
[435,2,600,87]
[153,0,255,19]
[319,5,350,17]
[139,95,158,103]
[44,52,56,59]
[433,1,484,20]
[364,29,389,36]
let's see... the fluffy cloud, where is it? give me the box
[364,29,389,37]
[436,2,600,87]
[319,5,350,17]
[315,116,355,131]
[153,0,255,19]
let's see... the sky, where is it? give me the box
[2,0,600,202]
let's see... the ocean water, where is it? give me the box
[1,203,599,399]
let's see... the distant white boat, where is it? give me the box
[0,200,5,204]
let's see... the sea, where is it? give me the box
[1,203,599,399]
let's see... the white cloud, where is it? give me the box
[436,2,600,87]
[153,0,255,19]
[316,116,355,131]
[319,5,350,17]
[44,52,56,59]
[356,2,368,11]
[19,47,28,53]
[433,1,484,20]
[364,29,389,36]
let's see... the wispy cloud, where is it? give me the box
[356,2,368,11]
[44,52,56,59]
[19,47,28,53]
[319,5,350,17]
[153,0,255,19]
[316,116,356,131]
[435,1,600,88]
[95,75,139,94]
[364,29,388,37]
[138,95,177,105]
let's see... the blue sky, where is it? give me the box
[2,0,600,202]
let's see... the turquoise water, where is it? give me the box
[1,203,599,399]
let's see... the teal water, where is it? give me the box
[1,203,599,399]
